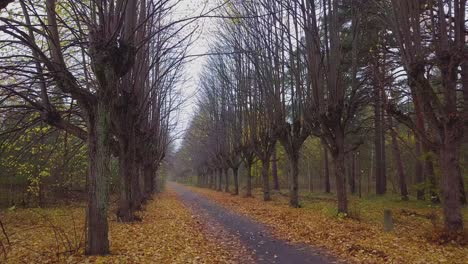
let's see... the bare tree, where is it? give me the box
[386,0,466,232]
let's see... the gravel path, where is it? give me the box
[170,183,336,264]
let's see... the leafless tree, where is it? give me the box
[384,0,467,232]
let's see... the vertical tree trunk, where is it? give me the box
[458,171,467,205]
[323,146,330,193]
[357,152,362,198]
[85,105,110,255]
[422,147,439,204]
[349,153,356,194]
[246,162,253,197]
[439,137,463,232]
[415,137,425,200]
[261,159,271,201]
[374,83,386,195]
[117,136,135,222]
[272,148,280,190]
[289,153,300,207]
[389,117,408,200]
[463,50,468,166]
[217,169,222,191]
[233,167,239,195]
[308,158,312,192]
[209,173,214,189]
[143,160,154,198]
[368,149,373,194]
[213,172,217,189]
[332,136,348,214]
[212,172,215,189]
[413,92,426,200]
[131,153,142,210]
[224,168,229,193]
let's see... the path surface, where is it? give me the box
[170,183,336,264]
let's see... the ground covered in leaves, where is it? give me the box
[189,187,468,264]
[0,190,240,263]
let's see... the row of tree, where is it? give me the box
[0,0,188,255]
[175,0,467,234]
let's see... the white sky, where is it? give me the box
[172,0,219,147]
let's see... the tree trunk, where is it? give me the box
[137,162,145,205]
[308,159,312,192]
[389,117,408,200]
[357,153,362,198]
[413,93,426,200]
[233,167,239,195]
[217,169,222,191]
[117,134,136,222]
[374,84,386,195]
[209,172,214,189]
[439,137,463,232]
[272,148,279,190]
[246,162,253,197]
[349,153,356,195]
[143,163,153,197]
[289,153,300,207]
[261,159,271,201]
[323,146,330,193]
[224,168,229,193]
[331,131,348,214]
[458,171,467,205]
[415,137,425,200]
[212,172,216,189]
[463,51,468,114]
[85,105,110,255]
[214,171,217,190]
[422,149,439,204]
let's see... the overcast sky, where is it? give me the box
[172,0,219,147]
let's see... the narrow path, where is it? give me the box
[170,183,336,264]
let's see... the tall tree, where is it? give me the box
[386,0,466,232]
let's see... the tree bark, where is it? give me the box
[289,153,300,207]
[224,168,229,193]
[217,169,222,191]
[323,145,330,193]
[246,162,253,197]
[389,117,408,200]
[85,104,110,255]
[209,172,214,189]
[143,163,154,196]
[458,171,467,205]
[422,148,439,204]
[117,134,136,222]
[330,127,348,214]
[374,83,386,195]
[261,159,271,201]
[463,49,468,115]
[439,137,463,232]
[132,160,143,210]
[232,167,239,195]
[349,153,356,195]
[332,144,348,214]
[414,136,425,200]
[272,148,279,190]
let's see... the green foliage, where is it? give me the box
[0,121,87,207]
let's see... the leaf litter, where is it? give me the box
[188,187,468,264]
[1,190,247,263]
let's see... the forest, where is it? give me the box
[0,0,467,263]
